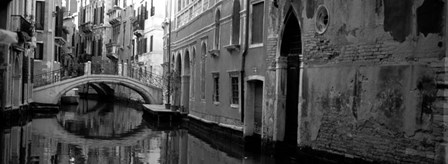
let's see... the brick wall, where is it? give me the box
[264,0,446,163]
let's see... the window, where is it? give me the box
[232,0,240,44]
[122,22,126,46]
[35,43,43,60]
[316,6,329,34]
[214,10,221,49]
[213,73,219,102]
[150,35,153,52]
[112,24,120,43]
[94,7,97,24]
[145,2,148,19]
[92,40,96,56]
[144,38,147,53]
[54,45,59,62]
[100,5,104,23]
[98,39,102,56]
[230,75,239,105]
[150,0,155,16]
[251,2,264,44]
[35,1,45,30]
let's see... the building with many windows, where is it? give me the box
[164,0,257,132]
[164,0,448,163]
[0,0,36,111]
[132,0,165,79]
[34,0,67,78]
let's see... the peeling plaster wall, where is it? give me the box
[265,0,446,163]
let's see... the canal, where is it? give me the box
[1,98,369,164]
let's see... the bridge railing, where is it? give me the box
[131,71,164,89]
[33,68,84,88]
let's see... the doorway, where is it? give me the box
[244,79,264,139]
[278,9,302,145]
[253,80,263,135]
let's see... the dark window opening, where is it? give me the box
[213,73,219,102]
[35,43,44,60]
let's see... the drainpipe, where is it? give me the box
[240,0,250,122]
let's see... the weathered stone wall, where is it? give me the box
[264,0,446,163]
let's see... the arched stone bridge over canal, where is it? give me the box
[33,74,163,104]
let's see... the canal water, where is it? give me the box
[1,99,368,164]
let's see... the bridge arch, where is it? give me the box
[33,75,163,105]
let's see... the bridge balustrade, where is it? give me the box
[32,66,166,89]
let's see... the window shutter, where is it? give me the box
[145,2,148,19]
[144,38,147,53]
[151,6,155,16]
[94,8,97,24]
[151,0,155,16]
[98,39,102,56]
[101,6,104,23]
[150,35,153,52]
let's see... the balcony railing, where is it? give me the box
[108,8,122,25]
[106,43,119,60]
[10,15,33,42]
[55,37,67,46]
[80,22,93,33]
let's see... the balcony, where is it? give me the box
[10,15,33,42]
[132,18,144,37]
[133,29,144,37]
[106,42,119,60]
[80,22,93,33]
[107,7,122,25]
[54,37,67,47]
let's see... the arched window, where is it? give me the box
[214,10,220,49]
[201,43,206,99]
[232,0,240,44]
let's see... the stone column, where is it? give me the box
[181,75,190,113]
[274,56,287,142]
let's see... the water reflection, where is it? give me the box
[2,99,333,164]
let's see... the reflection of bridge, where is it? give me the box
[31,118,160,149]
[33,74,163,104]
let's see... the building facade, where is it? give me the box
[0,0,36,111]
[132,0,165,79]
[165,0,254,129]
[34,0,66,80]
[165,0,448,163]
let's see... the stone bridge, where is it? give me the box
[32,74,163,104]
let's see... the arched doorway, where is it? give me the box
[276,9,302,145]
[182,50,190,113]
[174,53,182,110]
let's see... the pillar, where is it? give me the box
[273,56,287,142]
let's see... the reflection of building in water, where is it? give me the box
[135,132,165,164]
[2,119,33,164]
[59,101,143,138]
[30,134,59,163]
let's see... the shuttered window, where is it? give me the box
[251,2,264,44]
[36,1,45,30]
